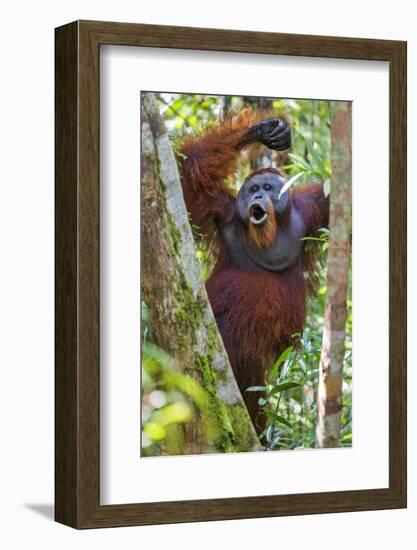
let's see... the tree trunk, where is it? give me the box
[141,92,261,454]
[219,95,232,120]
[316,102,352,448]
[248,97,273,170]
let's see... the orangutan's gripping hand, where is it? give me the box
[249,117,291,151]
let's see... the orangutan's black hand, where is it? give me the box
[251,118,291,151]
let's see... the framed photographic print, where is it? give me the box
[55,20,407,528]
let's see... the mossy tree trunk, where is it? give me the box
[141,92,261,454]
[316,101,352,448]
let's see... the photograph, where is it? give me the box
[140,91,352,457]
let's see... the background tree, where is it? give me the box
[244,96,273,169]
[316,102,352,448]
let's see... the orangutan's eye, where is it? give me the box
[264,184,272,191]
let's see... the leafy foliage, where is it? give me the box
[141,340,218,456]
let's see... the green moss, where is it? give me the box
[167,214,181,256]
[173,279,204,328]
[194,354,236,452]
[194,354,258,452]
[195,325,258,451]
[206,322,219,350]
[228,404,258,452]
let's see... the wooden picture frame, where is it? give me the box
[55,20,407,529]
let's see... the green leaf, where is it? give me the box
[288,153,312,171]
[271,346,293,378]
[144,422,167,441]
[306,141,323,168]
[270,381,303,394]
[156,402,192,425]
[142,341,172,368]
[301,236,324,242]
[274,415,292,429]
[245,385,267,393]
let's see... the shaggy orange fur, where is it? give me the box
[248,201,277,248]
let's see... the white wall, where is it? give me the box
[0,1,414,548]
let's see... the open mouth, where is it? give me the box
[249,203,268,225]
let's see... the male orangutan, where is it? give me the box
[178,110,329,433]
